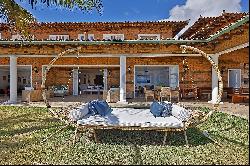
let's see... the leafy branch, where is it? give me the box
[0,0,103,38]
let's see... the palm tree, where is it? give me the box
[0,0,103,38]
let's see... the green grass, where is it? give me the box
[0,106,249,165]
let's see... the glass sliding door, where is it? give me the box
[228,69,241,88]
[169,66,179,89]
[134,65,179,98]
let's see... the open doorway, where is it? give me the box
[78,69,104,95]
[0,66,32,96]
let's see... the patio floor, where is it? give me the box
[0,94,248,120]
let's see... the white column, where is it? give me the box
[73,69,79,96]
[209,54,219,104]
[103,69,108,91]
[9,55,17,104]
[118,55,127,103]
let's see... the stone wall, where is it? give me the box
[0,22,176,40]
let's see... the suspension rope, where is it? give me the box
[41,46,82,108]
[180,45,223,124]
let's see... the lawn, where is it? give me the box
[0,106,249,165]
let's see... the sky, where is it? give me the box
[14,0,249,23]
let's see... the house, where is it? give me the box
[0,11,249,104]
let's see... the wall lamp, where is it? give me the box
[128,66,132,74]
[220,66,226,75]
[33,66,39,73]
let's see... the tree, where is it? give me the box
[0,0,103,38]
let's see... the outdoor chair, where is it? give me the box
[158,87,171,102]
[144,86,155,102]
[106,88,120,103]
[171,88,180,103]
[180,87,198,100]
[233,88,241,94]
[53,85,69,97]
[79,84,88,95]
[230,87,249,103]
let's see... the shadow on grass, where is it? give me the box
[0,135,38,150]
[0,123,64,137]
[0,110,60,126]
[209,132,249,147]
[0,111,63,137]
[77,127,212,147]
[132,144,143,165]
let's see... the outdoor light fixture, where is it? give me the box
[220,67,226,74]
[33,66,38,73]
[128,66,132,74]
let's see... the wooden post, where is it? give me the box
[183,122,189,146]
[163,131,167,145]
[93,129,99,143]
[73,125,79,145]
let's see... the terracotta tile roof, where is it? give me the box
[179,11,249,40]
[34,20,188,36]
[0,20,188,38]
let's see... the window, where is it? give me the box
[31,35,35,40]
[11,34,35,40]
[103,34,124,41]
[12,34,23,40]
[138,34,160,40]
[78,34,85,41]
[88,34,95,41]
[49,35,69,41]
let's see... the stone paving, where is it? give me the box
[0,95,249,120]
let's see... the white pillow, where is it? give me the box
[68,104,89,121]
[171,104,191,122]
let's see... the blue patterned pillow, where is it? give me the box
[88,100,98,115]
[94,100,112,116]
[150,101,165,117]
[161,102,172,117]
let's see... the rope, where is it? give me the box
[41,46,82,108]
[180,45,223,123]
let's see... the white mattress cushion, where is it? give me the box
[77,108,183,128]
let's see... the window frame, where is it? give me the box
[138,34,161,40]
[103,34,124,41]
[78,34,86,41]
[87,34,95,41]
[49,35,69,41]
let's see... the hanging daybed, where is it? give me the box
[41,45,223,145]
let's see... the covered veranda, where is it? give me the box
[1,43,249,105]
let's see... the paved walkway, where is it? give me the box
[0,95,248,120]
[179,101,249,120]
